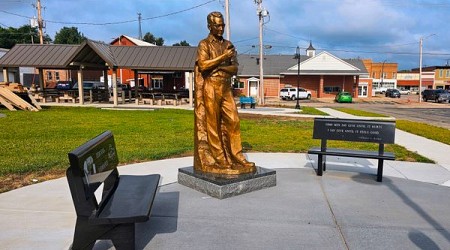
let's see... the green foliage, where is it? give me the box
[54,27,86,44]
[172,40,190,46]
[0,25,51,49]
[143,32,164,45]
[334,108,388,117]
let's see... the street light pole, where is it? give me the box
[418,34,436,103]
[419,37,423,103]
[295,46,301,109]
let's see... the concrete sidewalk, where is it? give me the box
[2,103,447,249]
[1,153,450,249]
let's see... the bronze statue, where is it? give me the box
[194,11,256,175]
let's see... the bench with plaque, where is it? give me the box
[66,131,160,249]
[308,118,395,182]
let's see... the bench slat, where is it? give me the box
[308,147,395,160]
[92,174,160,224]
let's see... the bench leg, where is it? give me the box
[71,218,135,250]
[109,223,135,250]
[72,217,110,250]
[317,154,323,176]
[377,159,384,182]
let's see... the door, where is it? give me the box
[249,80,258,97]
[358,84,368,97]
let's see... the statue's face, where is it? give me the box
[209,16,225,37]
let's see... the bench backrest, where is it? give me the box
[240,96,255,103]
[313,118,396,144]
[66,131,119,217]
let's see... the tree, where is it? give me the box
[0,25,51,49]
[143,32,164,46]
[54,27,86,44]
[172,40,190,46]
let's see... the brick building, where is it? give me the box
[236,47,369,99]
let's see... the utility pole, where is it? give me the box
[138,13,142,40]
[36,0,44,44]
[224,0,230,40]
[255,0,268,105]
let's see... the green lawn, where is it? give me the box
[397,120,450,146]
[333,107,389,117]
[0,106,434,191]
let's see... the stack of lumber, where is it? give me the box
[0,82,41,111]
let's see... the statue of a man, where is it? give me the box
[194,11,255,175]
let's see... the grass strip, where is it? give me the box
[334,107,389,117]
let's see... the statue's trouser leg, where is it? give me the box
[204,78,228,165]
[220,87,245,160]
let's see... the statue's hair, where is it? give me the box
[207,11,223,25]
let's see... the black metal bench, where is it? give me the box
[66,131,160,249]
[308,118,396,182]
[239,96,256,109]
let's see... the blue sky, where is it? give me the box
[1,0,450,70]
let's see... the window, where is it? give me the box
[55,71,60,81]
[152,77,163,89]
[233,80,244,89]
[446,70,450,77]
[47,71,53,80]
[439,69,443,78]
[323,86,341,93]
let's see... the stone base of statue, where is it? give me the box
[178,166,276,199]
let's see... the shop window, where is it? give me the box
[152,78,163,89]
[323,86,341,93]
[233,81,244,89]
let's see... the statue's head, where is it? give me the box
[207,11,225,38]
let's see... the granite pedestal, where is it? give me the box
[178,166,276,199]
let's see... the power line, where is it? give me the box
[0,0,217,26]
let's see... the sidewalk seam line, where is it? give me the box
[319,179,350,250]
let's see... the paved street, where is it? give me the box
[265,96,450,129]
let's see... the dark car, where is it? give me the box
[56,81,74,90]
[422,89,450,103]
[72,81,107,90]
[385,89,401,98]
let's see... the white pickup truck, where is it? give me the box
[280,87,312,100]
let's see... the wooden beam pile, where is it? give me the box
[0,84,41,111]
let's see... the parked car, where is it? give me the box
[385,89,401,98]
[422,89,450,103]
[280,87,311,100]
[374,87,388,94]
[335,91,352,103]
[56,81,74,90]
[72,81,107,90]
[398,88,411,95]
